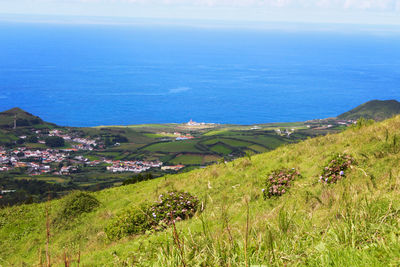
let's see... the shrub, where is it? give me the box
[59,191,100,220]
[319,153,355,184]
[105,204,153,240]
[105,191,200,240]
[263,168,301,198]
[150,191,199,228]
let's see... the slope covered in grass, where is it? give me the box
[2,116,400,266]
[0,107,53,128]
[338,99,400,121]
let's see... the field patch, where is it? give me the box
[210,143,232,155]
[143,140,202,153]
[169,154,204,165]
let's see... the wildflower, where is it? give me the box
[339,171,344,176]
[152,212,157,218]
[262,188,265,192]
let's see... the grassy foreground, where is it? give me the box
[2,116,400,266]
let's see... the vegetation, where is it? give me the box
[56,191,100,221]
[263,168,301,198]
[319,153,355,184]
[122,173,154,185]
[105,191,199,240]
[2,113,400,265]
[105,203,153,240]
[338,99,400,121]
[45,136,65,147]
[0,107,53,128]
[149,191,199,228]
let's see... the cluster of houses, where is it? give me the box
[106,160,163,173]
[0,128,189,176]
[161,165,185,171]
[174,132,195,141]
[0,147,72,175]
[49,130,98,150]
[0,146,182,175]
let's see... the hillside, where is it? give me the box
[2,115,400,266]
[0,107,53,129]
[337,99,400,121]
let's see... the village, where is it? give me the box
[0,146,171,175]
[0,127,184,176]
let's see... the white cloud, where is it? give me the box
[66,0,400,11]
[24,0,400,11]
[1,0,400,25]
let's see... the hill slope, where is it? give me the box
[0,107,53,128]
[337,99,400,121]
[2,116,400,266]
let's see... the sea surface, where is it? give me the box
[0,22,400,126]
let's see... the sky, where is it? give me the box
[0,0,400,25]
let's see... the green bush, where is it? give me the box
[59,191,100,220]
[319,153,355,184]
[263,168,301,198]
[105,204,153,240]
[105,191,200,240]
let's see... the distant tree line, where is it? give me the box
[0,178,77,207]
[122,173,154,186]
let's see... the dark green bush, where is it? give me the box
[45,136,65,147]
[319,153,355,184]
[105,204,153,240]
[263,168,301,198]
[59,191,100,220]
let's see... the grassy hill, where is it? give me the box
[337,99,400,121]
[0,107,56,129]
[2,115,400,266]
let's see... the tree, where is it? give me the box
[27,135,38,143]
[16,138,25,145]
[45,136,65,147]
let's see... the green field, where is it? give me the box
[169,154,205,165]
[210,143,233,155]
[143,140,203,153]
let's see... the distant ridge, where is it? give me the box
[337,100,400,121]
[0,107,51,128]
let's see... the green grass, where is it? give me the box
[248,144,269,153]
[168,154,205,165]
[4,116,400,266]
[25,143,47,149]
[143,140,202,153]
[210,143,233,155]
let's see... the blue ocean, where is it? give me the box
[0,22,400,126]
